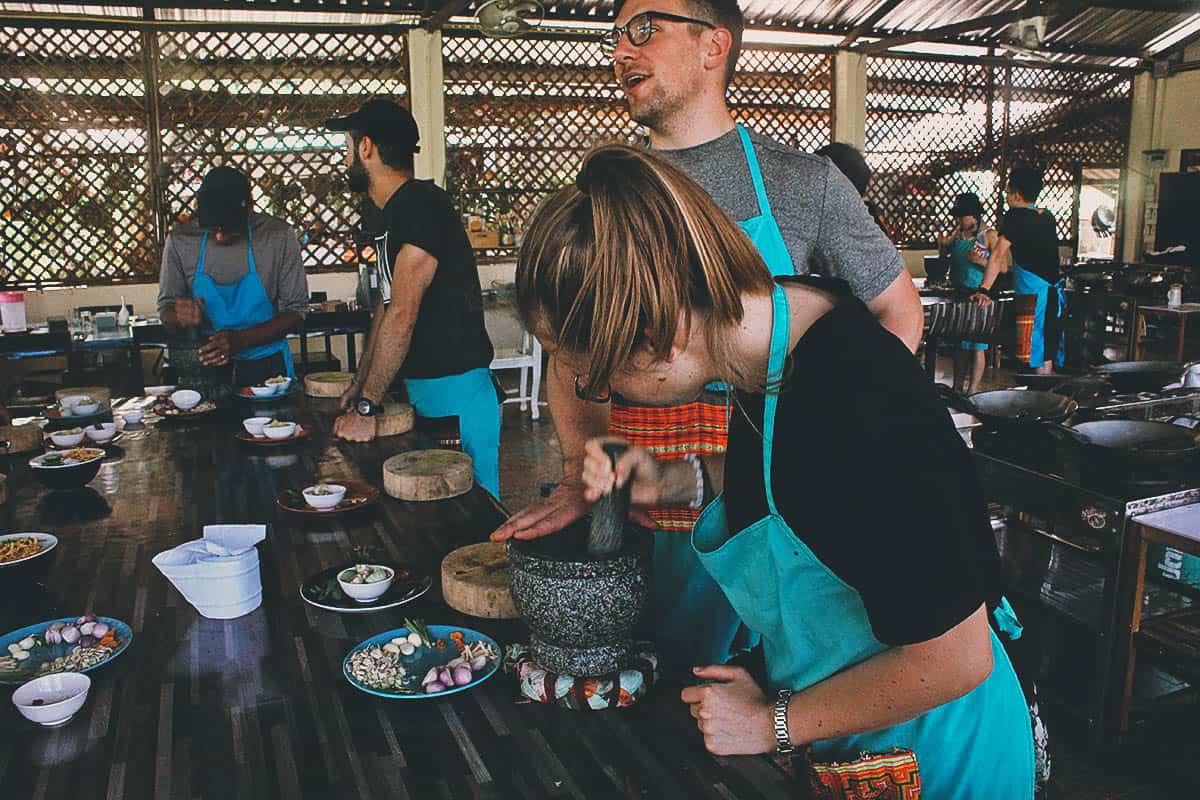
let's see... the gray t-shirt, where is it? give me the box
[157,212,309,318]
[656,127,903,303]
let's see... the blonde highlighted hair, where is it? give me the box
[516,144,775,399]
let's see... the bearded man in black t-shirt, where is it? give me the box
[323,100,500,496]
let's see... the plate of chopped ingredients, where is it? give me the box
[277,481,380,514]
[0,533,58,569]
[301,561,430,613]
[343,620,501,698]
[0,615,132,684]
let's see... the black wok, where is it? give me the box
[1048,419,1200,472]
[937,384,1077,427]
[1088,361,1182,394]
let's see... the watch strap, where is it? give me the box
[774,689,795,755]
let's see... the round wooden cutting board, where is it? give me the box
[441,542,519,619]
[304,371,355,398]
[383,449,473,501]
[0,423,43,455]
[377,402,415,438]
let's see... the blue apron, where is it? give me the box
[650,124,796,670]
[692,285,1034,798]
[950,235,989,352]
[192,228,295,380]
[1014,264,1065,369]
[404,369,501,498]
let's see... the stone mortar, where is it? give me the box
[508,518,649,675]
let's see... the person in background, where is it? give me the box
[816,142,889,237]
[325,100,499,496]
[938,193,998,394]
[157,166,308,386]
[492,0,922,675]
[523,145,1033,797]
[975,166,1063,374]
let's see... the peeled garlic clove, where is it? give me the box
[382,643,401,656]
[13,649,30,661]
[18,636,35,650]
[399,642,415,656]
[390,637,406,647]
[406,632,422,647]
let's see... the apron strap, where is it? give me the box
[243,224,257,277]
[760,284,791,518]
[736,124,773,221]
[195,232,209,279]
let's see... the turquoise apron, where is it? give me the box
[650,124,796,671]
[404,368,501,498]
[691,284,1034,798]
[1014,264,1065,369]
[192,228,295,382]
[950,235,989,352]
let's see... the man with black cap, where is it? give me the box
[157,165,308,385]
[324,99,499,496]
[938,192,997,394]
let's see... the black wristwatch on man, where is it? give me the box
[355,397,383,417]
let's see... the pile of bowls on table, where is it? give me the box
[248,375,293,398]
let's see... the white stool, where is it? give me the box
[490,332,544,420]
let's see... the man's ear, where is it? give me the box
[703,28,733,74]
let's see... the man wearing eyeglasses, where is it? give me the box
[494,0,923,669]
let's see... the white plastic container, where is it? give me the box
[0,291,26,332]
[152,525,266,619]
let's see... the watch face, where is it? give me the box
[356,399,372,416]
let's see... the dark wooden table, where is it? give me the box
[0,396,800,800]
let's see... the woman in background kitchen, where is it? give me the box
[517,145,1033,799]
[939,192,998,394]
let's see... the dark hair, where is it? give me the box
[816,142,871,197]
[616,0,744,87]
[352,131,414,172]
[1008,165,1044,203]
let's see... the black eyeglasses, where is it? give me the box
[600,11,717,54]
[574,374,612,403]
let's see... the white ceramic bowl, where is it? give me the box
[50,430,86,448]
[69,402,101,416]
[302,483,346,509]
[122,409,144,425]
[12,672,91,727]
[170,389,202,411]
[263,422,298,440]
[337,565,394,603]
[85,423,118,444]
[270,377,293,395]
[0,532,58,568]
[59,394,90,409]
[249,385,275,398]
[242,418,270,438]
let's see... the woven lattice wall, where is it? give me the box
[865,55,1132,248]
[0,25,408,288]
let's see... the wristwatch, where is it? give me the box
[355,397,382,417]
[774,689,795,755]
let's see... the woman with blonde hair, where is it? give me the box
[515,144,1033,798]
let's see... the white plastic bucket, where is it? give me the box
[153,539,263,619]
[0,292,26,333]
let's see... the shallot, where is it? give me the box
[44,628,63,645]
[79,621,96,636]
[91,622,110,638]
[422,667,440,686]
[61,625,80,644]
[452,665,472,686]
[438,666,453,687]
[470,655,488,672]
[77,614,96,625]
[424,681,445,694]
[79,635,96,648]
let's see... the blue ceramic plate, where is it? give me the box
[343,624,501,700]
[0,616,132,684]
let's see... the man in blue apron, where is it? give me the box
[157,166,308,387]
[492,0,923,673]
[974,165,1064,373]
[325,101,500,497]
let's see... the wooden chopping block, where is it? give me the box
[55,385,111,405]
[441,542,519,619]
[0,423,43,455]
[377,402,415,438]
[383,449,473,501]
[304,371,354,398]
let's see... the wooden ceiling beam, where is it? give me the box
[422,0,470,32]
[839,0,906,47]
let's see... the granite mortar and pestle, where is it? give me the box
[508,442,651,676]
[168,327,233,402]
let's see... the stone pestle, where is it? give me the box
[587,442,631,558]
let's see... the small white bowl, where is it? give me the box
[263,421,298,440]
[50,430,86,448]
[170,389,202,411]
[59,395,90,409]
[70,402,101,416]
[242,417,270,438]
[270,378,293,396]
[249,385,275,398]
[122,409,144,425]
[12,672,91,727]
[85,423,118,444]
[302,483,346,509]
[337,565,394,603]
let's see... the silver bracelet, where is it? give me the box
[774,689,795,755]
[683,453,704,509]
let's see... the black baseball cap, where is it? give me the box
[950,193,985,219]
[325,99,421,154]
[196,166,250,232]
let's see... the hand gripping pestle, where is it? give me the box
[587,442,632,558]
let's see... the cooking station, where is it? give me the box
[955,374,1200,747]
